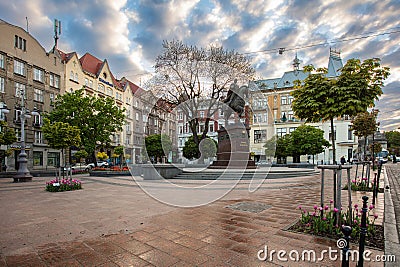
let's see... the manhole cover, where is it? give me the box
[226,202,271,213]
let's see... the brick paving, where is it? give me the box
[0,167,389,266]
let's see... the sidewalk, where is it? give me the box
[0,168,387,266]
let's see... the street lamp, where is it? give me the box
[13,90,39,182]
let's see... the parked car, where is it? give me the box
[71,163,91,172]
[86,161,109,169]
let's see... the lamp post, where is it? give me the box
[13,89,38,182]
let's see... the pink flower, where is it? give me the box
[369,204,374,210]
[312,212,316,216]
[333,208,339,213]
[352,180,356,183]
[330,200,334,204]
[324,205,329,210]
[322,217,327,221]
[319,207,323,211]
[306,223,310,227]
[362,177,368,181]
[374,214,378,219]
[313,205,318,210]
[298,205,302,210]
[354,204,358,209]
[354,220,358,224]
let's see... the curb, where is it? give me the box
[383,166,400,266]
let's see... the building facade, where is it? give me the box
[250,50,358,164]
[0,19,65,171]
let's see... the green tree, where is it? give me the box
[73,150,88,165]
[292,58,389,163]
[114,145,124,167]
[0,121,17,146]
[0,121,17,172]
[42,118,81,168]
[146,40,255,150]
[182,135,217,160]
[350,111,378,160]
[289,125,330,164]
[144,134,172,163]
[385,131,400,155]
[45,89,126,165]
[264,135,277,159]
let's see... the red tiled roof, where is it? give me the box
[79,52,103,76]
[56,49,75,62]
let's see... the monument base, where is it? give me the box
[209,123,255,169]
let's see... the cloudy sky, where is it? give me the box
[1,0,399,131]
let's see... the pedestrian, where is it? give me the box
[393,155,397,163]
[340,156,346,165]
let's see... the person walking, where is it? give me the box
[340,156,346,165]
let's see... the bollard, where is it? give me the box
[372,173,377,205]
[341,225,352,267]
[358,196,368,267]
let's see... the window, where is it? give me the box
[179,112,183,120]
[254,130,266,143]
[70,71,74,80]
[47,152,60,167]
[34,89,44,102]
[89,80,93,88]
[33,67,44,82]
[115,92,122,101]
[348,126,353,140]
[126,123,131,133]
[289,127,297,133]
[136,112,139,121]
[15,128,21,142]
[49,73,60,88]
[0,54,4,69]
[74,73,78,82]
[14,35,26,51]
[33,151,43,166]
[0,77,4,93]
[209,124,214,132]
[33,114,42,126]
[84,78,89,86]
[288,96,294,105]
[49,93,55,103]
[34,131,43,143]
[281,95,287,105]
[276,128,287,138]
[200,111,204,118]
[287,110,294,121]
[98,84,105,92]
[179,126,183,134]
[15,82,26,97]
[126,109,131,118]
[107,87,113,96]
[14,60,25,76]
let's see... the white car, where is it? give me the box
[86,161,109,169]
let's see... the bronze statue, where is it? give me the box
[223,79,249,124]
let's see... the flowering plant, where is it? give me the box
[45,178,82,192]
[296,200,379,240]
[343,176,372,191]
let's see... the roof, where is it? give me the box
[255,78,280,90]
[277,70,308,88]
[56,49,75,63]
[79,52,103,76]
[327,49,343,78]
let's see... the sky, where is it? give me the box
[0,0,399,131]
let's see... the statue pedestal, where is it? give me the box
[209,123,255,169]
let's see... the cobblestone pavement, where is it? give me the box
[0,167,388,266]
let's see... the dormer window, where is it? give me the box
[103,72,107,79]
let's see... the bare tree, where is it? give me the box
[144,40,255,147]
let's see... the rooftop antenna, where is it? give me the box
[53,19,61,49]
[25,17,29,33]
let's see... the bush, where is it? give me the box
[46,178,82,192]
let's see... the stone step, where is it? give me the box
[168,169,319,180]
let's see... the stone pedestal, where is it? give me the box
[210,124,255,169]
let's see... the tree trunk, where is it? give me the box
[330,118,336,164]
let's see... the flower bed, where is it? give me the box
[343,176,383,193]
[46,178,82,192]
[288,201,383,249]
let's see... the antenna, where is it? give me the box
[25,17,29,33]
[53,19,62,49]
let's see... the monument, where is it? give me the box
[210,80,256,169]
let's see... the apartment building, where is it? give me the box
[0,19,65,171]
[251,50,358,164]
